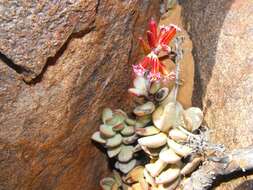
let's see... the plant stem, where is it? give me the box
[173,36,184,102]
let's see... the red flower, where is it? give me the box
[133,52,166,81]
[134,18,180,81]
[139,18,181,55]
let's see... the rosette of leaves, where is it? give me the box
[133,83,204,190]
[92,108,141,174]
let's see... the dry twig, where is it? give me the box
[182,147,253,190]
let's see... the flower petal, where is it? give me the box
[149,18,158,43]
[160,26,177,45]
[158,26,168,43]
[148,55,162,81]
[147,31,156,49]
[148,72,161,82]
[161,45,171,53]
[159,62,169,75]
[152,57,159,74]
[138,37,151,54]
[132,64,146,76]
[139,56,150,69]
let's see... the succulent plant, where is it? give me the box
[128,76,149,97]
[92,18,220,190]
[138,100,203,189]
[92,107,140,175]
[100,170,123,190]
[94,86,205,190]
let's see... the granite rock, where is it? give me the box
[0,1,160,189]
[0,0,97,82]
[181,0,253,189]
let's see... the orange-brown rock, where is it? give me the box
[0,1,160,189]
[159,4,194,109]
[181,0,253,189]
[0,0,97,82]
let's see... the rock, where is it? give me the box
[0,0,97,82]
[159,5,195,108]
[181,0,253,189]
[0,1,160,189]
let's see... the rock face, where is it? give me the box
[0,1,160,190]
[0,1,97,82]
[159,4,195,109]
[181,0,253,189]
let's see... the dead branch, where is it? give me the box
[182,147,253,190]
